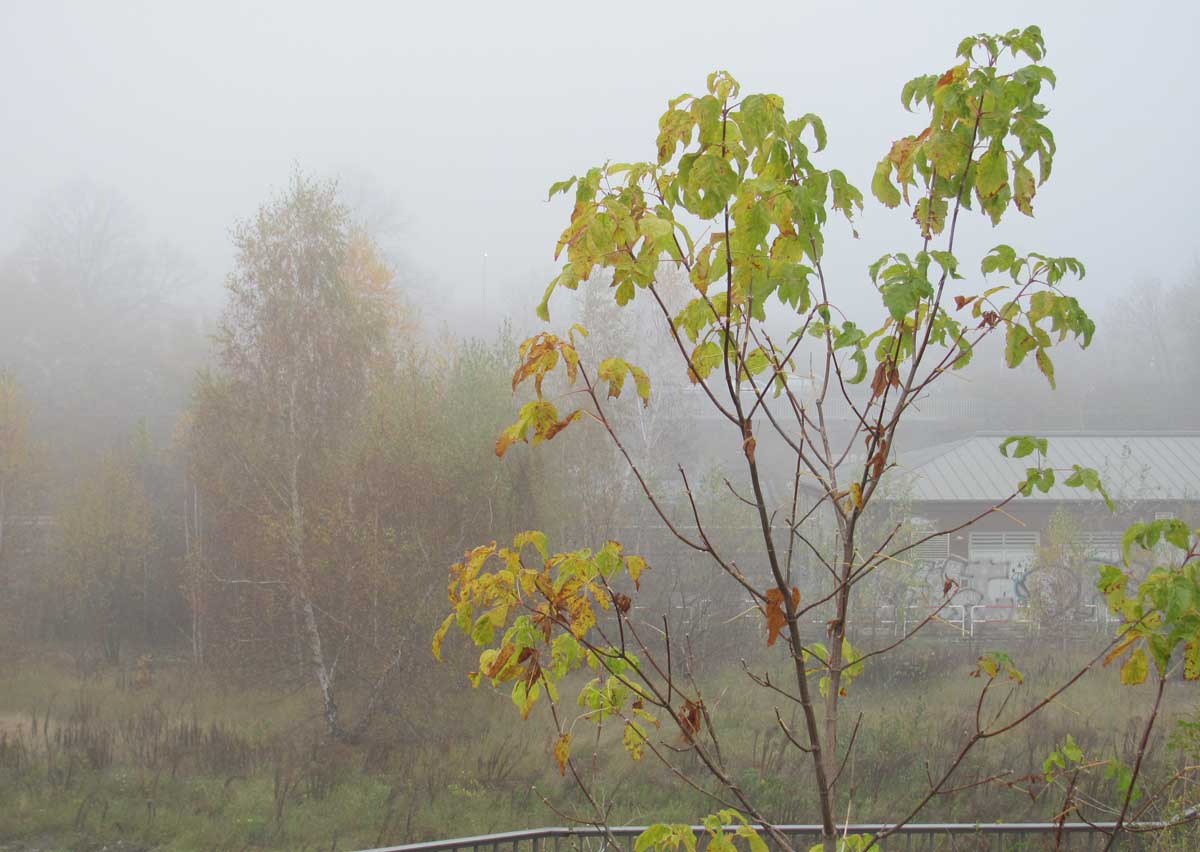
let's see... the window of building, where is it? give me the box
[968,531,1040,567]
[1083,531,1123,562]
[911,534,950,563]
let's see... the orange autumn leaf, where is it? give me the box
[677,699,704,739]
[765,586,801,646]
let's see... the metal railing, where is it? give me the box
[356,821,1175,852]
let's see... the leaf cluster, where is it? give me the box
[1097,517,1200,684]
[433,532,655,760]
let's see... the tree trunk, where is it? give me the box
[298,591,340,739]
[287,417,342,742]
[0,481,7,595]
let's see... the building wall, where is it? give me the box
[907,499,1197,607]
[916,500,1197,561]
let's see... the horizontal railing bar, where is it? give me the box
[356,821,1160,852]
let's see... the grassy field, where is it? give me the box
[1,637,1198,851]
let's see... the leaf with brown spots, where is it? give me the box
[484,644,516,679]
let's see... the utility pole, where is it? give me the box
[481,251,488,309]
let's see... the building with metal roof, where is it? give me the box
[900,432,1200,504]
[886,433,1200,611]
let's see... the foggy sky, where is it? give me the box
[2,0,1196,325]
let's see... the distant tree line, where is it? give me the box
[0,171,1196,740]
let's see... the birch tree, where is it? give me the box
[187,172,400,742]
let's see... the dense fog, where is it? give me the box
[2,4,1199,852]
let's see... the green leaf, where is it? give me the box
[976,147,1009,199]
[547,176,577,201]
[882,281,920,321]
[1005,324,1036,368]
[639,214,675,242]
[1106,759,1138,804]
[743,348,770,376]
[847,349,868,384]
[828,169,863,218]
[1162,518,1191,551]
[795,112,827,151]
[690,341,723,381]
[981,244,1017,275]
[687,152,738,218]
[927,130,969,179]
[1043,749,1065,781]
[657,110,695,164]
[1063,465,1113,511]
[1122,524,1145,566]
[871,159,901,208]
[471,612,496,645]
[928,250,962,280]
[636,825,673,852]
[999,435,1048,459]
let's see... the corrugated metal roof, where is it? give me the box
[899,433,1200,503]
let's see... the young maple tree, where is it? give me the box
[436,28,1200,852]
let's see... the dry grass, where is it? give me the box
[1,637,1197,850]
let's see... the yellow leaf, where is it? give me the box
[513,530,549,560]
[1103,632,1138,667]
[850,482,863,509]
[554,733,571,775]
[623,722,646,761]
[567,595,596,637]
[1186,641,1200,681]
[631,366,651,407]
[626,555,649,590]
[431,613,455,661]
[1120,647,1148,686]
